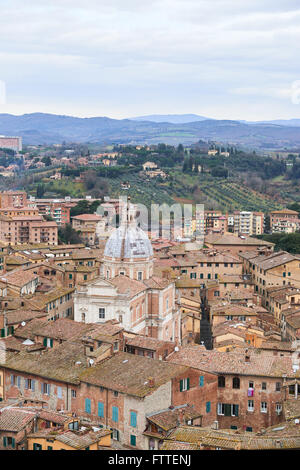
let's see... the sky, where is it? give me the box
[0,0,300,120]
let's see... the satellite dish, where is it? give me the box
[174,346,179,352]
[89,359,94,365]
[21,321,26,327]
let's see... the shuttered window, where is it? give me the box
[85,398,91,414]
[98,402,104,418]
[130,411,137,427]
[112,406,119,423]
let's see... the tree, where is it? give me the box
[36,184,45,198]
[58,224,82,244]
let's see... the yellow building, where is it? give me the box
[27,428,112,451]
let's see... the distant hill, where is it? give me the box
[259,119,300,127]
[0,112,300,149]
[130,114,211,123]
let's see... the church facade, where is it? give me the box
[74,219,181,343]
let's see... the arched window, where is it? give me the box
[218,376,225,388]
[233,377,240,389]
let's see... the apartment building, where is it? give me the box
[33,199,71,226]
[0,215,58,245]
[233,211,264,236]
[270,209,299,234]
[205,211,228,235]
[0,191,28,208]
[239,251,300,321]
[72,213,105,245]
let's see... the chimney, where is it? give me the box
[178,408,186,425]
[148,377,155,387]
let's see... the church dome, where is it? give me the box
[104,224,153,260]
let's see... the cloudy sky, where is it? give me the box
[1,0,300,120]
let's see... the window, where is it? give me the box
[25,379,35,391]
[261,402,267,413]
[42,383,51,395]
[33,443,42,450]
[71,389,76,398]
[199,376,204,387]
[130,435,136,447]
[275,382,281,392]
[248,400,254,412]
[276,403,282,414]
[249,381,254,388]
[232,377,240,389]
[262,382,267,390]
[113,391,119,397]
[130,411,137,427]
[99,308,105,319]
[112,406,119,423]
[98,402,104,418]
[206,401,211,413]
[180,378,190,392]
[239,316,246,322]
[3,437,15,448]
[246,427,253,432]
[138,272,143,281]
[218,376,225,388]
[214,290,220,297]
[217,403,239,417]
[190,273,196,279]
[85,398,91,414]
[57,386,62,399]
[226,315,233,321]
[112,429,119,441]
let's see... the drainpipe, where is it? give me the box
[105,388,108,428]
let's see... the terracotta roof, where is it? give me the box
[110,275,146,298]
[79,352,189,397]
[125,335,174,351]
[146,404,201,431]
[5,310,47,326]
[72,214,102,221]
[0,270,38,288]
[205,233,274,247]
[168,345,300,378]
[27,428,111,449]
[1,341,89,384]
[0,407,36,432]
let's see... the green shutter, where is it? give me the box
[3,437,7,448]
[130,411,137,427]
[11,438,15,449]
[224,404,231,417]
[199,376,204,387]
[50,339,53,348]
[98,402,104,418]
[43,338,47,347]
[130,435,136,446]
[187,378,190,390]
[180,380,183,392]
